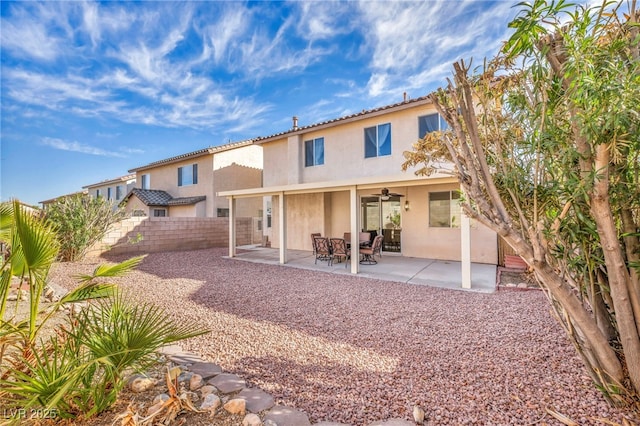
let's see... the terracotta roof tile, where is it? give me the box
[122,189,206,207]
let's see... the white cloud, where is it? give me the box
[0,15,62,61]
[294,1,353,41]
[198,6,249,64]
[81,1,101,46]
[119,147,145,155]
[357,0,519,98]
[41,137,126,157]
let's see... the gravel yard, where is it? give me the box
[50,248,636,425]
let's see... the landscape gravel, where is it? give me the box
[49,247,638,425]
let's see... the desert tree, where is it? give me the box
[403,0,640,409]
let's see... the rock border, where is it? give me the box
[151,344,422,426]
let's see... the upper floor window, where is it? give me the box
[95,189,101,198]
[364,123,391,158]
[107,187,112,200]
[418,113,449,138]
[304,137,324,167]
[141,174,150,190]
[178,164,198,187]
[116,185,123,200]
[429,191,461,228]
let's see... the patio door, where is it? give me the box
[361,196,402,253]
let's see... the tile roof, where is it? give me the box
[122,188,206,207]
[168,196,207,206]
[82,173,137,189]
[127,188,173,206]
[128,140,254,173]
[253,95,432,144]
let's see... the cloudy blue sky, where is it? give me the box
[1,0,522,205]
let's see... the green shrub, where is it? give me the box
[0,200,209,422]
[44,194,126,262]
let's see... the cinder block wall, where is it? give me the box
[87,217,254,257]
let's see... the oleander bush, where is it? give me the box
[44,193,127,262]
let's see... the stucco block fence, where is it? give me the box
[86,216,257,258]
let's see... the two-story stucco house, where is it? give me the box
[83,174,137,209]
[122,140,263,219]
[220,95,498,282]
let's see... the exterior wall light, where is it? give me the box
[404,200,410,211]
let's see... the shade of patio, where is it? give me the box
[232,245,496,293]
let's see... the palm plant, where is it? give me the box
[0,200,209,421]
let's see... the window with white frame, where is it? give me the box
[178,164,198,186]
[153,209,166,217]
[304,137,324,167]
[141,174,150,189]
[107,187,112,200]
[116,185,123,200]
[418,113,449,138]
[96,189,101,198]
[364,123,391,158]
[429,191,461,228]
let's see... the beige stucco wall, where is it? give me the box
[169,202,206,217]
[262,103,441,187]
[400,184,497,264]
[213,164,262,218]
[121,195,159,217]
[270,193,331,251]
[262,140,289,186]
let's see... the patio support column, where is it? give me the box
[461,204,471,289]
[228,196,236,258]
[278,191,287,264]
[349,186,359,274]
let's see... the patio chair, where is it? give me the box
[360,235,383,265]
[310,232,321,255]
[314,237,331,264]
[330,238,350,267]
[359,231,372,247]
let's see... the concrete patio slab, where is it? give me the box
[229,246,496,293]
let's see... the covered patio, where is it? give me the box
[220,174,499,291]
[230,245,497,293]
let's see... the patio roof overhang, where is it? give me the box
[217,172,458,199]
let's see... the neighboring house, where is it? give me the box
[40,190,88,210]
[123,140,262,218]
[83,174,136,209]
[219,95,498,283]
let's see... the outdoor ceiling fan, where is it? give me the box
[372,188,405,200]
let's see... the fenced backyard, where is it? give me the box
[50,247,637,425]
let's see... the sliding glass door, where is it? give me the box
[361,196,402,253]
